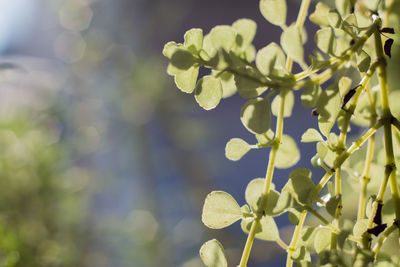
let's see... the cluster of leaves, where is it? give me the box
[164,0,400,266]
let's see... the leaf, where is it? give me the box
[338,76,352,98]
[225,138,251,161]
[202,191,242,229]
[301,84,322,108]
[245,178,281,216]
[240,97,271,134]
[195,75,223,110]
[163,41,181,59]
[203,34,217,58]
[283,168,318,206]
[271,90,294,117]
[328,10,342,28]
[314,227,331,253]
[255,42,286,75]
[317,83,341,137]
[273,190,292,214]
[326,195,341,217]
[301,128,324,143]
[309,3,331,27]
[356,50,371,73]
[184,28,203,53]
[353,219,368,237]
[174,66,199,93]
[255,129,275,145]
[315,28,336,55]
[275,134,300,169]
[170,49,196,70]
[210,25,236,52]
[214,71,237,98]
[384,38,394,58]
[288,209,300,225]
[199,239,228,267]
[234,74,267,99]
[232,18,257,51]
[281,24,304,63]
[291,246,311,262]
[335,0,351,17]
[259,0,287,27]
[241,216,279,241]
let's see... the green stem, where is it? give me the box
[372,222,398,259]
[238,218,259,267]
[286,210,307,267]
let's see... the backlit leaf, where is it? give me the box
[174,66,199,93]
[200,239,228,267]
[314,227,331,253]
[195,75,223,110]
[271,90,294,117]
[225,138,251,161]
[283,168,318,206]
[235,74,267,99]
[281,24,304,63]
[241,216,279,241]
[315,28,336,55]
[256,42,286,75]
[259,0,287,27]
[301,128,324,143]
[326,195,341,217]
[301,84,322,108]
[184,28,203,53]
[245,178,280,216]
[170,49,196,70]
[275,134,300,168]
[309,3,330,27]
[163,41,181,59]
[353,219,368,237]
[241,97,271,134]
[210,25,236,52]
[202,191,242,229]
[232,18,257,51]
[356,50,371,73]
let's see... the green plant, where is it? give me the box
[163,0,400,266]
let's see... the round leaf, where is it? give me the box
[301,84,322,108]
[283,168,318,206]
[174,66,199,93]
[241,216,279,241]
[170,49,196,70]
[210,25,236,52]
[184,28,203,53]
[309,2,330,27]
[315,28,337,55]
[275,134,300,169]
[260,0,287,27]
[240,97,271,134]
[225,138,251,161]
[255,42,286,75]
[271,90,294,117]
[195,75,223,110]
[199,239,228,267]
[281,24,304,63]
[202,191,242,229]
[232,18,257,51]
[301,128,324,143]
[353,219,368,237]
[314,227,331,253]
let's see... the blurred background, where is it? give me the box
[0,0,399,266]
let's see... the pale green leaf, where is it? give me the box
[174,66,199,93]
[281,24,304,63]
[301,128,324,143]
[255,42,286,75]
[271,90,294,117]
[199,239,228,267]
[214,71,237,98]
[210,25,236,52]
[163,41,182,59]
[235,75,267,98]
[301,84,322,108]
[335,0,351,17]
[255,129,274,145]
[202,191,242,229]
[364,0,381,10]
[273,190,292,214]
[328,10,342,28]
[259,0,287,27]
[241,216,279,241]
[225,138,251,161]
[170,49,196,70]
[240,97,271,134]
[283,168,318,205]
[184,28,203,53]
[245,44,257,62]
[195,75,223,110]
[315,28,336,55]
[245,178,280,216]
[338,76,352,98]
[314,227,331,253]
[275,134,300,169]
[317,83,341,136]
[232,18,257,51]
[291,246,311,262]
[309,2,331,27]
[326,195,341,217]
[203,34,217,58]
[356,50,371,73]
[353,219,368,237]
[316,142,328,160]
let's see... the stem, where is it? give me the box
[286,210,307,267]
[238,218,259,267]
[372,223,398,259]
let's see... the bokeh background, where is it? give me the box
[0,0,399,266]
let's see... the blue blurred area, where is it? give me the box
[0,0,371,266]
